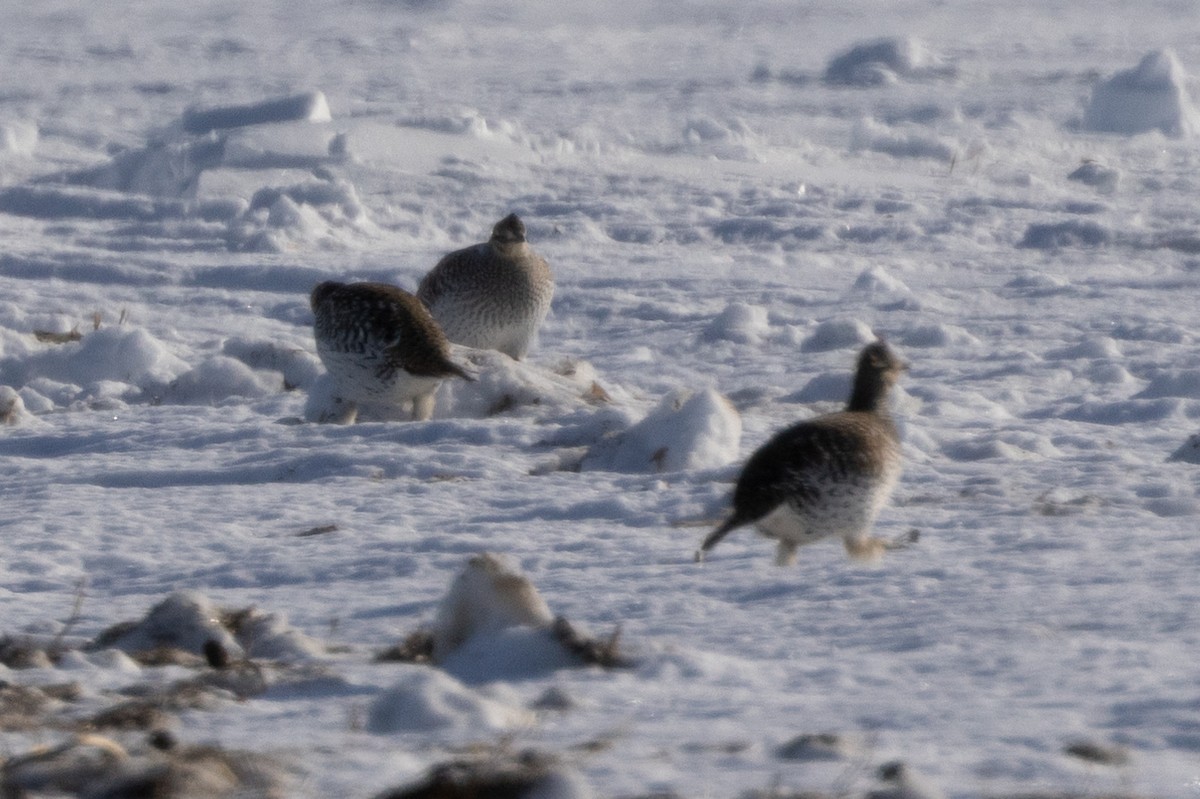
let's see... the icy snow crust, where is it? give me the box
[2,1,1200,797]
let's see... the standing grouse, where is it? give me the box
[311,281,472,423]
[699,341,908,565]
[417,213,554,360]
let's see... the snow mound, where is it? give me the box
[417,554,627,683]
[165,355,281,404]
[581,387,741,473]
[1068,160,1121,192]
[398,108,504,138]
[221,338,324,391]
[92,591,244,659]
[776,732,865,762]
[0,327,189,400]
[434,351,614,420]
[824,37,953,86]
[181,91,331,135]
[302,372,356,424]
[1133,369,1200,399]
[851,265,912,297]
[231,178,374,252]
[702,302,770,344]
[59,137,225,198]
[440,625,589,684]
[431,553,555,664]
[366,665,535,734]
[851,117,955,161]
[1018,219,1112,249]
[0,120,38,156]
[1045,336,1122,360]
[1168,433,1200,463]
[784,370,850,404]
[680,116,760,159]
[0,385,36,425]
[900,323,980,348]
[308,351,613,424]
[1083,50,1200,137]
[801,318,876,352]
[91,591,324,661]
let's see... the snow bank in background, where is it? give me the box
[367,665,534,733]
[1083,49,1200,137]
[52,91,337,200]
[61,138,226,198]
[852,117,955,161]
[680,116,761,160]
[824,37,954,86]
[231,178,374,252]
[180,91,331,135]
[11,90,368,252]
[0,120,38,156]
[581,388,741,473]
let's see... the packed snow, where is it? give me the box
[2,1,1200,797]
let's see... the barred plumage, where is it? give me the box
[417,213,554,360]
[311,281,472,423]
[699,341,907,565]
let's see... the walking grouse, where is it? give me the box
[698,341,908,565]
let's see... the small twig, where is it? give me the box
[50,577,88,656]
[297,524,339,538]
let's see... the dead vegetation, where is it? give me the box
[375,616,631,671]
[31,310,127,345]
[372,749,574,799]
[0,734,290,798]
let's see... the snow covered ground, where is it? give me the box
[2,1,1200,796]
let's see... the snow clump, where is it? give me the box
[90,590,325,661]
[366,665,535,734]
[824,37,953,86]
[1082,49,1200,137]
[0,120,38,156]
[581,388,741,473]
[431,553,555,664]
[801,318,876,352]
[0,385,36,425]
[0,326,189,402]
[1168,433,1200,464]
[703,301,770,344]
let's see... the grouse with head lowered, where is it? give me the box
[311,281,472,423]
[698,341,909,565]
